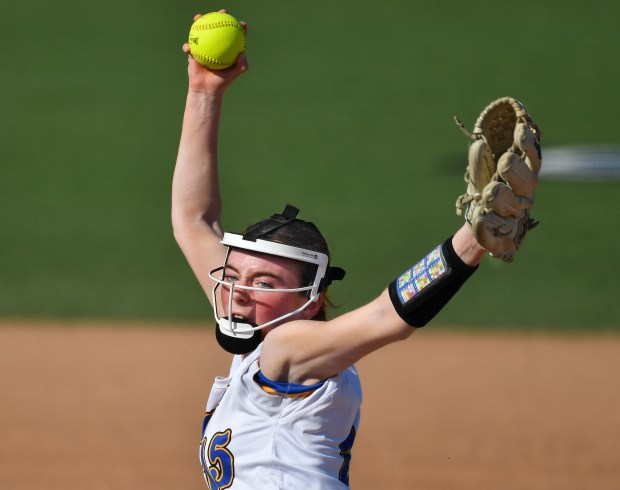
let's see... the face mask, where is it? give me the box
[209,205,345,355]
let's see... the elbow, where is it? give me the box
[171,209,196,250]
[172,222,183,246]
[171,211,185,245]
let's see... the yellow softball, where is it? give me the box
[188,12,246,70]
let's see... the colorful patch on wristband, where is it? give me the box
[395,245,448,305]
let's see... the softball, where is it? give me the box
[188,12,246,70]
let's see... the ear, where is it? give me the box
[302,293,324,320]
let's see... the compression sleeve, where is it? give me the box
[388,237,478,327]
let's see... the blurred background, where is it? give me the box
[2,0,619,331]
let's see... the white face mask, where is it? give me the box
[208,233,330,355]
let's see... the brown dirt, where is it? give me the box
[2,322,619,490]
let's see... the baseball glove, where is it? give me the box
[454,96,542,263]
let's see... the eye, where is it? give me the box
[224,274,239,283]
[255,280,274,289]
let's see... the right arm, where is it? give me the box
[171,18,248,301]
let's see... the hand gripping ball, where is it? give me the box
[188,12,246,70]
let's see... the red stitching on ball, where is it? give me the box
[191,21,244,32]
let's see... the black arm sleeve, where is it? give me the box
[388,237,478,328]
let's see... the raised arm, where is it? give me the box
[262,96,542,386]
[261,223,486,384]
[171,15,248,300]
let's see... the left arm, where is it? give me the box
[261,223,485,384]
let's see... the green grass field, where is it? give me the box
[2,0,619,330]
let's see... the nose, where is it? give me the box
[222,282,251,309]
[231,284,250,303]
[220,283,254,323]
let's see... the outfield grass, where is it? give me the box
[1,0,619,330]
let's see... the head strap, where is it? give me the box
[243,204,299,242]
[322,266,346,290]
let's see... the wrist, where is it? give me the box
[187,87,226,101]
[452,223,486,266]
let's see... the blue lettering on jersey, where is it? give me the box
[200,429,235,489]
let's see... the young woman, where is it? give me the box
[172,13,486,490]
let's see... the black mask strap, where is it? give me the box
[243,204,300,242]
[318,266,346,292]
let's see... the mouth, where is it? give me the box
[229,314,256,325]
[218,314,259,337]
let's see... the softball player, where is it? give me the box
[172,13,486,489]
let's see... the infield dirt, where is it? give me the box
[2,323,619,490]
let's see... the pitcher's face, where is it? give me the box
[219,249,318,335]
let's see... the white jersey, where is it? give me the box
[199,344,362,489]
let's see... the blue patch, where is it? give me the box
[394,245,448,305]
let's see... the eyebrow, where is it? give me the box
[224,264,282,281]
